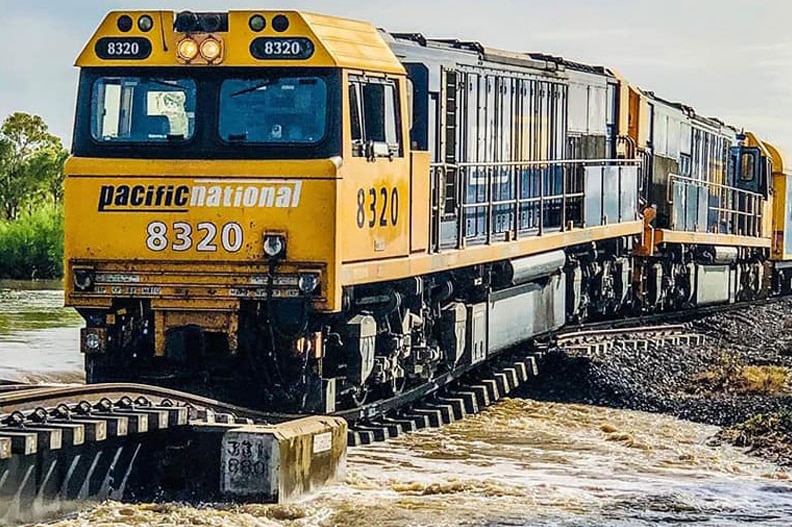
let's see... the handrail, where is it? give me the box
[668,173,763,199]
[667,173,763,237]
[429,158,642,251]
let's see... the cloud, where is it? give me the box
[1,0,791,150]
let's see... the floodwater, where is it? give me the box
[0,280,84,383]
[2,283,792,526]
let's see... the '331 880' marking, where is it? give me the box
[146,221,243,253]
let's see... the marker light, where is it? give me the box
[85,333,101,351]
[272,14,289,32]
[263,234,286,259]
[177,38,199,61]
[249,14,266,32]
[138,15,154,32]
[73,269,95,292]
[117,15,133,32]
[298,273,320,294]
[199,38,222,61]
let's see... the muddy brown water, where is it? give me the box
[2,282,792,526]
[0,280,84,383]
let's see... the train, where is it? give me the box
[64,10,792,413]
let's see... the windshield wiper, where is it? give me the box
[166,133,185,141]
[231,79,273,98]
[149,79,187,90]
[227,133,247,142]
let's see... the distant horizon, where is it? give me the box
[2,0,790,156]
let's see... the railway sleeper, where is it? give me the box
[468,385,492,408]
[353,424,393,442]
[20,427,63,451]
[0,437,10,460]
[1,408,346,524]
[406,408,444,428]
[449,390,480,414]
[400,412,431,430]
[418,403,457,425]
[103,411,150,434]
[381,416,418,433]
[435,397,468,420]
[348,429,376,446]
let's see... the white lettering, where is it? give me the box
[206,186,222,206]
[181,182,304,210]
[275,186,292,208]
[190,186,206,206]
[258,187,275,207]
[243,187,258,207]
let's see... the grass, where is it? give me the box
[0,203,64,279]
[687,353,790,396]
[719,410,792,465]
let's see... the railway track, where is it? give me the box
[0,294,779,523]
[1,295,765,452]
[343,296,779,444]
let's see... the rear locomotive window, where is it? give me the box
[91,77,196,142]
[218,76,328,144]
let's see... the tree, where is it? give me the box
[29,139,69,205]
[0,112,68,220]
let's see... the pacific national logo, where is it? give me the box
[97,179,302,212]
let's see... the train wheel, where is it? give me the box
[350,386,369,407]
[389,375,406,397]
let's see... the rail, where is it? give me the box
[556,324,687,345]
[668,174,764,237]
[430,158,642,251]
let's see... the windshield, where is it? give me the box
[91,77,196,142]
[73,68,340,159]
[219,76,327,144]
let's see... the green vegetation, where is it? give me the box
[686,351,790,396]
[0,112,68,279]
[0,202,64,278]
[719,410,792,466]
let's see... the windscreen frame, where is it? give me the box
[72,66,342,160]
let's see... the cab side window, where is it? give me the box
[349,76,402,158]
[741,151,756,181]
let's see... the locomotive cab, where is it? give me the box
[65,10,421,411]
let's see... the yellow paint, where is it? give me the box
[75,10,404,74]
[65,160,341,310]
[337,71,411,264]
[340,222,645,286]
[609,70,632,149]
[409,151,431,253]
[764,140,792,260]
[654,229,771,249]
[67,9,410,323]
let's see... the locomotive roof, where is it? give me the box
[386,31,613,78]
[76,10,405,74]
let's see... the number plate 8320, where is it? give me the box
[146,221,244,253]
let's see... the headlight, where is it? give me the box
[85,333,101,351]
[81,327,107,354]
[298,273,320,294]
[249,14,266,32]
[199,38,222,61]
[138,14,154,32]
[74,269,95,292]
[263,234,286,259]
[177,38,199,61]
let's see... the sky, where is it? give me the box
[0,0,790,151]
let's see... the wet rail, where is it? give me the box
[0,384,346,525]
[0,294,781,525]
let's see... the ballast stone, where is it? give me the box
[220,415,347,502]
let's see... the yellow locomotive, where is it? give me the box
[65,10,791,412]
